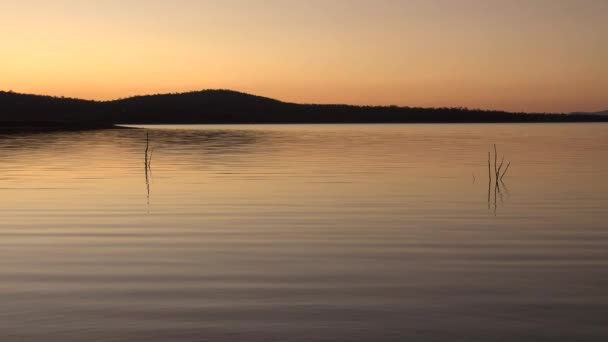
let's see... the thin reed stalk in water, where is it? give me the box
[148,148,153,171]
[494,144,498,178]
[145,132,149,154]
[497,156,505,179]
[144,132,152,212]
[488,152,492,182]
[486,144,512,215]
[144,132,149,167]
[501,162,511,180]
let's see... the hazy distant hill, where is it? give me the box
[2,89,607,126]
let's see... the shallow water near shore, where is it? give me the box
[1,123,608,341]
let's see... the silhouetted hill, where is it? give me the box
[0,91,101,123]
[2,89,607,126]
[571,110,608,116]
[107,90,289,123]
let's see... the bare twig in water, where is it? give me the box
[488,152,492,182]
[145,132,150,165]
[494,144,498,178]
[486,144,512,215]
[148,148,153,172]
[497,156,505,179]
[144,132,152,213]
[501,162,511,181]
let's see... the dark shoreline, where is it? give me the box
[2,89,607,126]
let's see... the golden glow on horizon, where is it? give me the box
[1,0,607,112]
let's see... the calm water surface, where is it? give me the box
[1,124,607,341]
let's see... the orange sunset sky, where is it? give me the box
[1,0,606,113]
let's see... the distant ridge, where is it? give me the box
[1,89,607,126]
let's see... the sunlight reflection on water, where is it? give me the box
[1,123,608,341]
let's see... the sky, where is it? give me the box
[0,0,606,112]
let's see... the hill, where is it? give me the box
[572,110,608,116]
[2,89,607,126]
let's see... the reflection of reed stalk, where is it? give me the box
[494,176,498,216]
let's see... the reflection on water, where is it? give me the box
[1,124,608,341]
[489,177,512,216]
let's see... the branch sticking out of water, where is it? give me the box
[488,152,492,182]
[491,145,511,181]
[148,148,153,172]
[145,132,150,165]
[501,162,511,181]
[497,156,505,180]
[494,144,498,179]
[487,145,512,215]
[144,132,153,213]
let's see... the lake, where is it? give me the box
[1,123,607,341]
